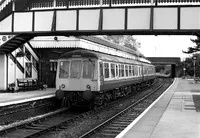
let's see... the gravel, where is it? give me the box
[41,80,171,138]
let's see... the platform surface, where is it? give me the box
[0,88,56,106]
[117,78,200,138]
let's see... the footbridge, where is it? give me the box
[1,0,200,53]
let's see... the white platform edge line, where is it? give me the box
[115,78,177,138]
[0,94,55,107]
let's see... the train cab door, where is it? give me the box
[99,62,104,89]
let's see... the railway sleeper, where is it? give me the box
[95,133,117,137]
[112,121,131,125]
[115,119,132,123]
[109,123,128,127]
[104,126,126,130]
[117,117,134,121]
[99,129,121,134]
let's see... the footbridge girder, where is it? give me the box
[1,5,200,36]
[1,1,200,53]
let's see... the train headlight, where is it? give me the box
[61,84,65,89]
[86,84,91,91]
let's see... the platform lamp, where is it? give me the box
[193,56,196,79]
[183,59,186,78]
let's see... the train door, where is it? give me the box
[47,61,57,88]
[141,65,144,81]
[99,62,104,89]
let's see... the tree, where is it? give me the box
[183,36,200,54]
[102,35,141,51]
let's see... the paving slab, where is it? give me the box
[117,78,200,138]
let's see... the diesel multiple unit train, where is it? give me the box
[55,49,156,107]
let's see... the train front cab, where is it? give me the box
[55,53,99,106]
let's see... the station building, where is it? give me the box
[0,35,143,91]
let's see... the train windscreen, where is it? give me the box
[70,60,82,78]
[59,61,70,78]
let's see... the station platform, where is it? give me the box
[116,78,200,138]
[0,88,56,107]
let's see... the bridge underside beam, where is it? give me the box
[1,6,200,35]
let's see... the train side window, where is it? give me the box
[119,64,121,77]
[125,65,128,77]
[59,61,70,78]
[111,63,115,78]
[136,66,138,76]
[121,65,124,77]
[70,60,82,78]
[116,64,118,77]
[132,65,135,76]
[83,60,94,79]
[138,66,141,76]
[129,65,132,76]
[104,63,109,78]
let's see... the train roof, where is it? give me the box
[59,49,153,65]
[79,36,143,57]
[30,36,151,64]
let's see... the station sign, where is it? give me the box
[0,35,14,46]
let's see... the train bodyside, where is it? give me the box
[55,50,155,104]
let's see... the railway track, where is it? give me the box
[0,97,57,126]
[0,78,170,138]
[79,79,170,138]
[0,107,86,138]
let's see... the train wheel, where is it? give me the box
[112,91,117,100]
[94,94,104,106]
[89,100,96,110]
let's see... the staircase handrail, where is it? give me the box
[0,0,12,10]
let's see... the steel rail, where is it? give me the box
[0,78,162,138]
[79,79,167,138]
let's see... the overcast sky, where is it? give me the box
[134,35,196,60]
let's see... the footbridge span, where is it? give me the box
[0,0,200,53]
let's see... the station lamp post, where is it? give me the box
[193,57,196,80]
[183,59,186,78]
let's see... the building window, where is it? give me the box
[25,62,32,78]
[50,62,57,72]
[104,62,109,78]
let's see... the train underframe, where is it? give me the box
[56,78,155,109]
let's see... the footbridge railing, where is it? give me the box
[1,0,200,20]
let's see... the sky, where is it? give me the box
[134,35,196,61]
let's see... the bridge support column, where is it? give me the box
[171,64,176,78]
[0,54,7,91]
